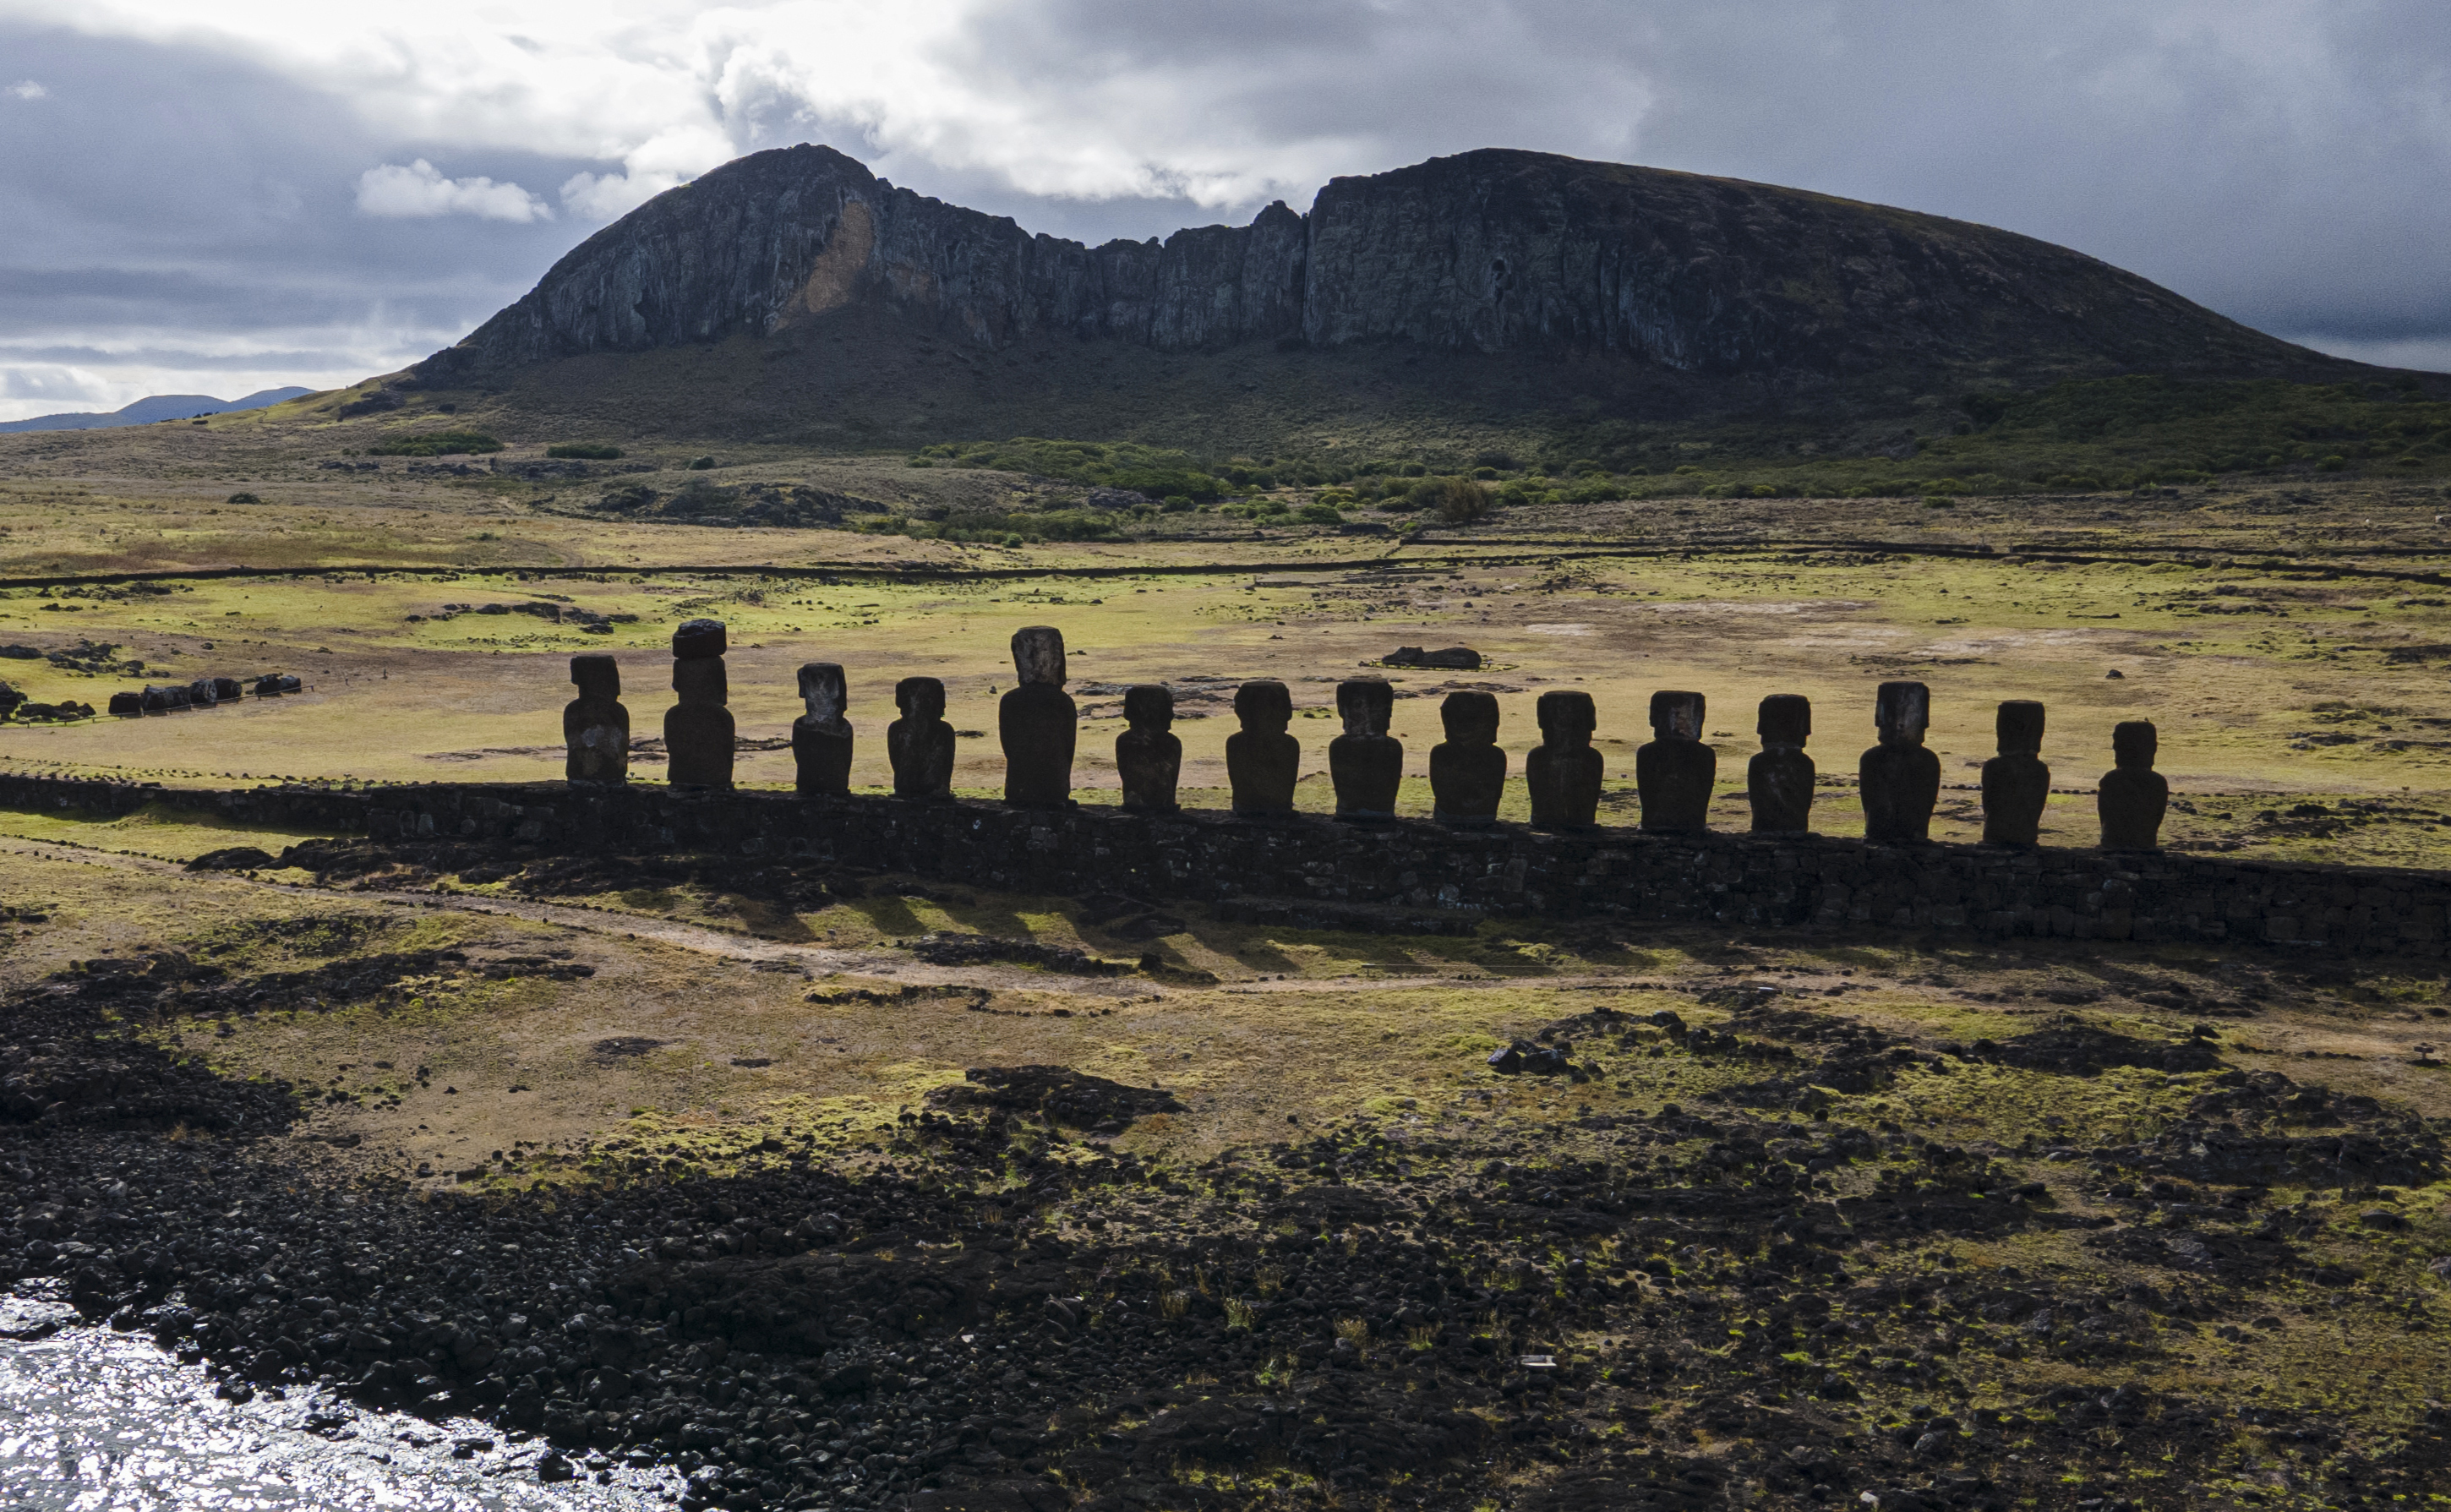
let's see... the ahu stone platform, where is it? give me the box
[5,771,2448,956]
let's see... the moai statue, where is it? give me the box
[1982,700,2051,847]
[1749,694,1815,833]
[888,675,956,800]
[1859,680,1941,843]
[664,617,735,790]
[1635,690,1714,833]
[187,679,220,708]
[999,625,1076,807]
[564,653,630,784]
[792,662,854,797]
[1526,690,1602,831]
[1226,680,1301,817]
[1430,690,1505,826]
[1329,679,1403,821]
[1116,685,1182,815]
[2098,720,2169,851]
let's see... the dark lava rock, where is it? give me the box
[1968,1018,2226,1076]
[185,847,277,871]
[928,1066,1183,1127]
[905,931,1130,975]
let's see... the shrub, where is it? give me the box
[226,492,259,504]
[1296,502,1345,525]
[1473,450,1516,470]
[1433,478,1493,525]
[1471,467,1499,480]
[688,456,718,470]
[1398,462,1427,478]
[368,429,502,456]
[548,442,623,460]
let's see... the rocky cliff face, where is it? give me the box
[412,143,2347,394]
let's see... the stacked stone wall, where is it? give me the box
[6,771,2446,955]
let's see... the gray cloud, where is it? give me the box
[4,1,2449,419]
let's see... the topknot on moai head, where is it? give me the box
[1536,689,1596,744]
[1337,679,1395,734]
[1875,680,1930,743]
[1757,694,1811,748]
[1234,680,1292,732]
[1649,690,1705,741]
[895,675,947,719]
[798,663,848,720]
[672,618,727,659]
[570,653,620,698]
[1123,684,1174,729]
[1010,625,1066,685]
[2113,719,2158,767]
[1996,700,2046,755]
[1440,690,1500,744]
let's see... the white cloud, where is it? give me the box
[7,78,45,99]
[356,158,552,221]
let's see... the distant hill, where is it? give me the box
[393,145,2394,452]
[0,387,315,434]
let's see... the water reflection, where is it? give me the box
[1,1284,674,1510]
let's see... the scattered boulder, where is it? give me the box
[1384,646,1482,669]
[927,1065,1182,1127]
[186,847,278,871]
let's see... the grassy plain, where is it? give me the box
[9,420,2451,1509]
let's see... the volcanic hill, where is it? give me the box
[399,144,2372,453]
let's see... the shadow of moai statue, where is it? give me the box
[1430,690,1505,827]
[1227,680,1300,817]
[1636,690,1714,833]
[2098,720,2168,851]
[564,653,630,785]
[1526,690,1602,831]
[1329,679,1402,822]
[887,676,956,800]
[664,618,734,790]
[792,662,854,797]
[1859,680,1940,843]
[1981,700,2050,847]
[1000,625,1076,807]
[1748,694,1815,832]
[1116,685,1182,815]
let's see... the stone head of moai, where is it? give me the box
[1649,690,1705,742]
[1337,679,1395,737]
[1011,625,1066,686]
[1996,700,2045,756]
[2114,719,2158,767]
[1124,684,1174,732]
[896,675,947,720]
[1758,694,1810,751]
[1235,680,1293,734]
[798,663,849,727]
[673,617,727,661]
[1536,690,1597,747]
[1875,680,1930,745]
[570,654,620,700]
[1441,690,1500,745]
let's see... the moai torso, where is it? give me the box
[1329,679,1403,820]
[1636,690,1715,833]
[1116,685,1182,814]
[1226,680,1301,816]
[792,662,854,796]
[2098,719,2169,851]
[887,676,956,800]
[1429,690,1505,824]
[664,619,734,790]
[1859,680,1940,843]
[564,652,630,784]
[1748,693,1815,832]
[999,626,1077,807]
[1981,700,2050,847]
[1526,690,1602,831]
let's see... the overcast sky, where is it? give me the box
[3,0,2448,421]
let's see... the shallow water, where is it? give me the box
[0,1283,677,1510]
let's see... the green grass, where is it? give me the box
[918,375,2451,505]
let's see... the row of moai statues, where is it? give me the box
[560,622,2170,849]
